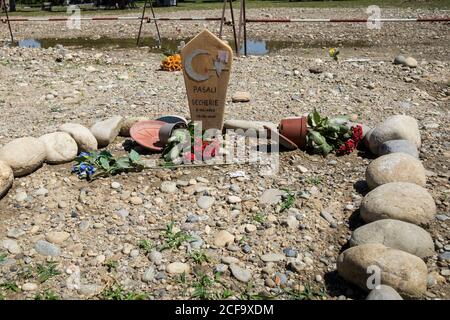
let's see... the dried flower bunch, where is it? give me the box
[161,54,182,71]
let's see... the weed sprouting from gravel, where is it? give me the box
[280,189,295,212]
[105,260,118,272]
[101,285,148,300]
[138,239,154,254]
[306,176,323,185]
[0,281,20,293]
[34,289,60,300]
[36,262,61,283]
[191,272,233,300]
[189,250,210,264]
[159,222,195,251]
[252,213,266,224]
[239,282,274,300]
[0,252,6,263]
[17,266,34,280]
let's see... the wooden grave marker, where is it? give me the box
[181,29,233,130]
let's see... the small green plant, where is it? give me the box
[280,189,295,212]
[189,250,210,264]
[138,239,154,254]
[101,285,148,300]
[239,282,274,300]
[0,252,6,263]
[306,176,323,185]
[0,281,20,293]
[159,222,195,251]
[192,273,214,299]
[36,262,61,283]
[178,272,187,285]
[105,260,119,272]
[252,213,266,224]
[0,292,4,300]
[283,284,327,300]
[34,289,60,300]
[17,266,34,280]
[191,272,233,300]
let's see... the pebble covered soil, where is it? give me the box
[0,7,449,300]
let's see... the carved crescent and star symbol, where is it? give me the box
[184,49,229,82]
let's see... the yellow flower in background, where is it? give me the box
[161,54,182,72]
[329,48,340,62]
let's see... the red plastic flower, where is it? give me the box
[351,125,363,143]
[337,125,363,155]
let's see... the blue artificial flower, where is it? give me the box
[86,165,96,176]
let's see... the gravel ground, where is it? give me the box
[0,7,449,300]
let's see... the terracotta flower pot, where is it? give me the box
[279,117,308,149]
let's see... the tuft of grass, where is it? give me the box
[0,281,20,293]
[138,239,154,254]
[0,292,4,300]
[17,266,34,280]
[306,176,323,185]
[252,213,266,224]
[105,260,118,272]
[34,290,60,300]
[280,189,295,212]
[189,250,210,265]
[190,272,234,300]
[0,252,7,263]
[159,222,195,251]
[283,284,328,300]
[35,262,61,283]
[101,285,148,300]
[239,282,275,300]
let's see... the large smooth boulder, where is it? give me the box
[360,182,436,226]
[0,137,46,177]
[367,115,421,154]
[378,139,419,158]
[90,116,123,148]
[39,132,78,164]
[365,153,426,190]
[0,161,13,199]
[366,285,403,300]
[350,219,434,258]
[119,117,148,137]
[59,123,98,152]
[337,243,427,297]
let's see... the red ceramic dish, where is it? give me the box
[130,120,166,151]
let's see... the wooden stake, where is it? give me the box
[136,0,147,46]
[219,0,227,39]
[229,0,238,55]
[137,0,161,47]
[1,0,14,44]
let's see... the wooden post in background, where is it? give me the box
[1,0,14,43]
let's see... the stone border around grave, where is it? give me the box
[337,115,437,300]
[0,114,438,300]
